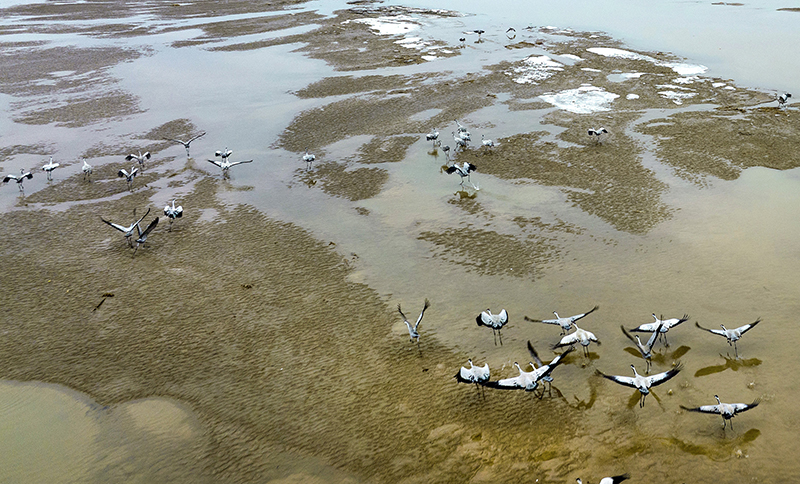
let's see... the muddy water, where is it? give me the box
[1,1,800,483]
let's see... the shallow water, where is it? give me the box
[2,1,800,483]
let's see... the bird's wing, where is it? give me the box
[467,163,477,172]
[630,322,659,332]
[118,169,129,177]
[620,325,640,347]
[538,346,573,378]
[527,340,544,367]
[554,332,579,347]
[680,404,720,414]
[474,364,490,382]
[645,323,663,350]
[397,304,409,325]
[695,321,727,336]
[524,315,559,325]
[101,218,127,233]
[668,314,690,328]
[647,363,683,387]
[414,299,430,329]
[484,375,524,390]
[130,167,139,176]
[164,138,185,145]
[24,172,33,179]
[228,160,253,167]
[125,154,135,161]
[188,132,206,143]
[736,318,761,335]
[732,399,761,414]
[497,309,508,324]
[140,217,159,238]
[455,367,474,384]
[207,159,223,168]
[3,175,17,182]
[608,474,631,484]
[597,371,638,389]
[476,311,491,327]
[571,305,599,322]
[445,166,459,174]
[134,207,151,228]
[143,152,151,159]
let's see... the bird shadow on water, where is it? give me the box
[626,389,666,410]
[623,345,691,365]
[665,428,761,461]
[694,354,762,378]
[454,189,477,200]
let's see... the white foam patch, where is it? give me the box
[587,47,708,76]
[620,72,646,79]
[627,93,640,99]
[540,85,620,113]
[582,68,602,73]
[724,86,736,90]
[658,90,697,105]
[507,55,564,84]
[421,55,437,61]
[349,16,419,36]
[712,82,727,88]
[561,54,583,61]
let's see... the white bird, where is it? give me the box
[207,158,253,176]
[118,166,139,189]
[526,341,573,396]
[302,149,315,170]
[455,359,490,397]
[695,319,761,358]
[525,305,599,335]
[446,161,477,189]
[133,216,159,256]
[458,130,471,142]
[101,208,150,247]
[215,147,233,161]
[597,363,683,408]
[452,131,468,151]
[680,395,760,430]
[476,308,508,346]
[398,299,430,350]
[426,128,439,147]
[82,158,93,181]
[553,323,600,357]
[630,313,689,347]
[163,199,183,231]
[3,169,33,191]
[778,93,792,108]
[485,346,573,394]
[576,474,630,484]
[441,145,451,160]
[621,323,662,374]
[481,135,494,148]
[42,157,59,180]
[164,132,206,157]
[125,151,151,170]
[455,120,468,133]
[587,127,609,142]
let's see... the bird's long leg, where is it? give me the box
[492,329,498,346]
[640,393,646,408]
[645,358,651,374]
[498,329,503,346]
[734,341,740,359]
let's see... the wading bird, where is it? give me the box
[446,161,477,189]
[778,93,792,108]
[82,158,93,181]
[525,305,599,335]
[481,135,494,147]
[597,363,683,408]
[680,395,760,430]
[485,346,573,395]
[118,166,139,189]
[695,319,761,358]
[101,208,150,247]
[587,127,608,142]
[630,313,689,347]
[455,359,490,397]
[452,131,468,151]
[163,199,183,231]
[133,217,159,256]
[621,323,662,374]
[473,29,485,40]
[3,169,33,191]
[302,149,315,170]
[207,157,253,176]
[426,128,439,147]
[526,342,574,396]
[442,145,451,160]
[576,474,630,484]
[476,308,508,345]
[125,151,151,170]
[398,299,430,351]
[553,323,600,357]
[164,132,206,157]
[215,147,233,162]
[42,157,59,180]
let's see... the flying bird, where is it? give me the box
[553,323,600,357]
[398,299,430,351]
[455,359,490,397]
[597,363,683,408]
[630,313,689,347]
[680,395,760,430]
[215,147,233,161]
[620,323,662,374]
[164,132,206,157]
[695,319,761,358]
[101,208,151,247]
[526,341,573,396]
[302,149,315,170]
[587,127,609,142]
[163,199,183,231]
[576,474,630,484]
[125,151,151,169]
[118,166,139,189]
[476,308,508,346]
[42,157,60,180]
[207,158,253,176]
[484,346,573,395]
[133,217,159,256]
[778,93,792,108]
[525,305,599,335]
[3,169,33,191]
[446,161,477,189]
[82,158,93,181]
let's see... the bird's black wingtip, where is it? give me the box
[476,315,484,327]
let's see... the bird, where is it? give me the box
[163,199,183,231]
[452,131,468,151]
[455,120,468,133]
[473,29,485,40]
[441,145,451,160]
[82,158,93,181]
[133,216,159,256]
[459,37,466,46]
[778,93,792,108]
[620,323,662,374]
[455,359,490,397]
[630,313,689,347]
[42,157,59,180]
[3,169,33,191]
[398,299,430,351]
[485,346,573,395]
[215,147,233,161]
[576,474,630,484]
[481,135,494,148]
[680,395,760,430]
[207,158,253,176]
[526,341,573,396]
[302,149,315,170]
[458,130,471,142]
[597,363,683,408]
[695,319,761,358]
[476,308,508,346]
[426,128,439,147]
[118,166,139,189]
[163,132,206,157]
[525,305,599,335]
[587,127,609,142]
[125,151,151,170]
[101,207,151,247]
[553,323,600,357]
[446,161,477,189]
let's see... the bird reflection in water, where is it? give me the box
[694,354,762,378]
